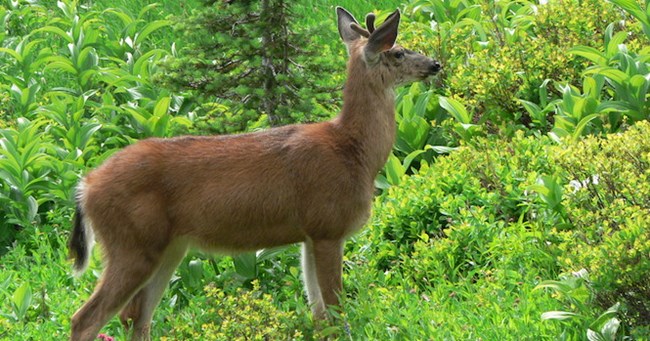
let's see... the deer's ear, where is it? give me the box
[337,7,361,44]
[365,9,400,61]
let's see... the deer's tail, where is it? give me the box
[69,201,94,276]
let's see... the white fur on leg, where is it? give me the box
[302,239,326,317]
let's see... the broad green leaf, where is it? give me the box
[606,31,629,57]
[132,49,166,76]
[519,99,542,117]
[540,311,579,321]
[401,92,414,119]
[57,0,75,18]
[0,47,23,62]
[439,96,471,124]
[44,58,77,74]
[187,259,204,288]
[134,20,172,46]
[589,303,621,331]
[374,174,390,190]
[138,3,161,19]
[630,74,650,103]
[413,90,432,118]
[559,84,576,115]
[384,153,405,186]
[21,39,45,61]
[153,115,170,137]
[26,195,38,222]
[582,76,601,97]
[573,113,600,140]
[398,116,429,152]
[569,46,606,66]
[426,145,457,154]
[233,252,257,280]
[457,18,487,42]
[77,46,98,71]
[171,117,193,127]
[402,149,426,171]
[79,69,98,88]
[102,8,135,27]
[610,0,650,26]
[33,26,73,43]
[585,67,628,84]
[600,318,620,340]
[256,246,288,262]
[12,282,32,320]
[534,280,572,292]
[78,123,102,149]
[153,96,171,117]
[587,329,607,341]
[539,79,553,107]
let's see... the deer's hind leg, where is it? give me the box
[119,239,188,341]
[70,242,166,341]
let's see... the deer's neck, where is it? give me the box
[334,64,396,178]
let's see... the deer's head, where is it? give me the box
[336,7,441,88]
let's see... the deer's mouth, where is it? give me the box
[419,61,442,82]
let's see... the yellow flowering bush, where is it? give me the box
[163,280,305,340]
[551,121,650,325]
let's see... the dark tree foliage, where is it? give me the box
[158,0,340,133]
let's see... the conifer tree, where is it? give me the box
[159,0,338,133]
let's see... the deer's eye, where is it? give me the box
[394,50,405,59]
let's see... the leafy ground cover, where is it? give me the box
[2,120,648,339]
[1,0,649,339]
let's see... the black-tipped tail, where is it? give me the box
[69,205,89,274]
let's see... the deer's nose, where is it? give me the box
[429,61,441,74]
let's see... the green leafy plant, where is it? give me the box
[0,118,54,232]
[609,0,650,40]
[9,281,33,322]
[0,35,50,118]
[408,0,628,136]
[527,174,568,227]
[537,270,625,341]
[123,96,192,137]
[518,79,559,132]
[438,96,482,142]
[567,23,650,135]
[551,78,615,141]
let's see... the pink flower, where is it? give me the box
[97,334,114,341]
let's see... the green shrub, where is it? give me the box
[398,0,640,144]
[366,120,650,335]
[162,280,307,340]
[440,0,625,132]
[550,121,650,327]
[371,130,555,273]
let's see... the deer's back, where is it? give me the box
[80,122,375,250]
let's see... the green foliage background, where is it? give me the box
[0,0,649,340]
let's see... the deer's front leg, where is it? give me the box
[311,238,344,318]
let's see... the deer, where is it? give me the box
[68,6,440,341]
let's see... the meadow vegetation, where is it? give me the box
[0,0,648,339]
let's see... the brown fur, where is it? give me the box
[69,7,440,341]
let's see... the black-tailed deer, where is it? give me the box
[69,7,440,340]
